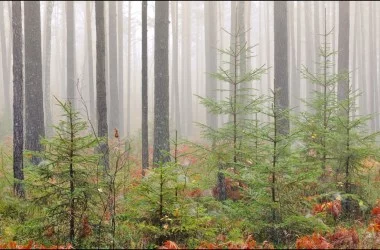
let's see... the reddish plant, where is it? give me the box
[0,240,72,249]
[79,215,92,238]
[198,234,258,249]
[326,227,359,248]
[182,188,202,198]
[296,233,333,249]
[312,199,342,219]
[212,168,248,201]
[367,204,380,234]
[158,240,179,249]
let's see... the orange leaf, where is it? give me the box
[159,240,179,249]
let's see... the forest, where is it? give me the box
[1,1,380,249]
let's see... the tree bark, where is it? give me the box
[296,2,301,111]
[24,1,45,164]
[86,2,95,127]
[0,2,11,118]
[337,1,350,102]
[153,1,170,164]
[43,1,54,137]
[204,1,217,130]
[66,2,76,105]
[127,2,131,137]
[142,0,149,172]
[108,1,120,134]
[304,2,313,102]
[96,1,109,170]
[12,1,24,198]
[274,1,289,135]
[181,2,193,136]
[288,2,298,112]
[117,1,124,136]
[171,1,180,134]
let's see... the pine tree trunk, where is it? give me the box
[117,1,124,136]
[288,2,298,112]
[171,1,180,134]
[12,1,24,198]
[337,1,350,102]
[0,2,11,119]
[95,1,109,170]
[24,1,45,164]
[304,2,313,102]
[181,2,193,137]
[204,1,217,130]
[127,2,131,137]
[43,1,54,137]
[86,2,95,127]
[142,0,149,172]
[274,1,289,135]
[238,1,247,120]
[153,1,170,165]
[369,2,378,130]
[230,1,237,123]
[66,2,76,105]
[296,2,302,111]
[108,1,120,134]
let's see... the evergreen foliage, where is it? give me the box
[25,99,101,247]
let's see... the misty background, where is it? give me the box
[0,1,376,141]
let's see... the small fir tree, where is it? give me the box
[26,98,101,247]
[197,26,267,201]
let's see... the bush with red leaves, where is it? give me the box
[158,240,179,249]
[159,235,265,249]
[0,240,72,249]
[212,168,248,201]
[326,227,359,248]
[296,233,333,249]
[368,203,380,234]
[312,199,342,219]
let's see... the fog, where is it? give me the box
[0,1,375,141]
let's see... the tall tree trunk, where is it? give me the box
[314,1,321,93]
[127,2,131,137]
[274,1,289,135]
[337,1,350,127]
[314,1,320,74]
[118,1,124,136]
[24,1,45,165]
[108,1,119,134]
[296,2,301,111]
[86,2,95,127]
[218,1,226,126]
[368,2,375,131]
[370,2,379,130]
[95,1,109,170]
[171,1,180,134]
[230,1,237,122]
[304,2,313,102]
[351,2,358,111]
[43,1,54,137]
[60,2,67,98]
[0,2,11,119]
[153,1,170,164]
[358,2,367,123]
[238,1,247,120]
[204,1,217,130]
[332,2,337,75]
[181,2,193,136]
[66,2,76,105]
[142,1,149,172]
[12,1,24,198]
[266,2,271,92]
[288,2,298,112]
